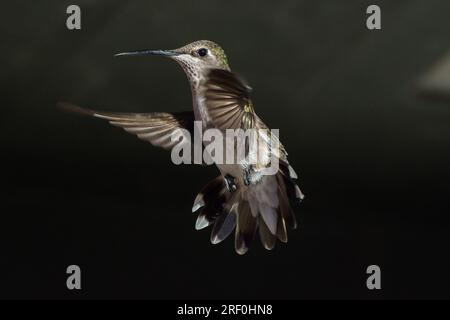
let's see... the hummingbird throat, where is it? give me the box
[174,57,204,88]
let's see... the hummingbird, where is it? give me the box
[61,40,304,255]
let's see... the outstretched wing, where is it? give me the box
[201,69,288,162]
[201,69,255,130]
[59,101,194,151]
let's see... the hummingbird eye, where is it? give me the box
[197,48,208,57]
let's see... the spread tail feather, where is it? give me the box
[192,162,302,255]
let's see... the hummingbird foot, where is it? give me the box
[224,174,237,192]
[243,165,262,186]
[243,167,252,186]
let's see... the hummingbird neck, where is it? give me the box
[174,56,230,89]
[178,61,206,89]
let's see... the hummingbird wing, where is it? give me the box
[201,69,255,130]
[59,102,194,151]
[201,69,288,162]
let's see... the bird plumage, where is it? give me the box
[61,40,304,254]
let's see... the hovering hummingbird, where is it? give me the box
[61,40,304,254]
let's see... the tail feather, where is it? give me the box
[279,161,304,203]
[210,193,239,244]
[277,173,298,230]
[258,205,278,235]
[193,161,303,254]
[234,201,257,255]
[276,213,288,243]
[192,176,228,230]
[258,217,277,250]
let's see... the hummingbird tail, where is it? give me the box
[192,161,303,255]
[243,162,302,252]
[192,175,257,255]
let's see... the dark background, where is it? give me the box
[1,0,449,299]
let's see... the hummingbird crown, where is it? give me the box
[175,40,230,70]
[171,40,230,87]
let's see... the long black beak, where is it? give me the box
[114,49,178,57]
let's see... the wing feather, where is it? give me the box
[60,101,194,151]
[201,69,255,130]
[201,69,289,165]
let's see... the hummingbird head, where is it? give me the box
[115,40,230,86]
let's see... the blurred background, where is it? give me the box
[1,0,449,299]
